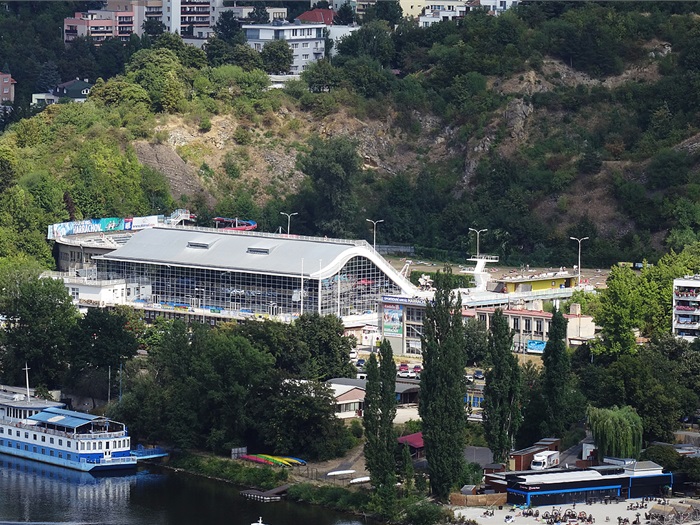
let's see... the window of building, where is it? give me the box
[292,29,298,36]
[291,43,299,48]
[59,439,63,446]
[513,317,520,331]
[536,320,543,333]
[302,42,309,48]
[524,318,531,332]
[302,54,309,59]
[41,436,45,442]
[24,432,28,439]
[50,437,54,444]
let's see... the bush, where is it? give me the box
[403,502,448,525]
[349,419,364,439]
[199,116,212,133]
[169,453,288,490]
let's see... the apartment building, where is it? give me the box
[419,0,467,26]
[243,21,325,73]
[673,275,700,341]
[0,71,16,104]
[64,10,135,44]
[211,4,288,26]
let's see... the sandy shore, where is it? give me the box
[453,498,685,525]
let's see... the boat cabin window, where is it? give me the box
[41,435,45,442]
[49,437,54,444]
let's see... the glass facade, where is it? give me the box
[96,254,402,318]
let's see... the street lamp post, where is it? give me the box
[366,219,384,251]
[469,228,488,257]
[280,212,298,235]
[570,236,589,287]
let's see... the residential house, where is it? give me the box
[0,70,16,105]
[64,10,135,44]
[243,21,326,73]
[32,79,94,107]
[467,0,518,15]
[419,0,467,27]
[296,8,335,25]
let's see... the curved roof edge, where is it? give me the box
[312,246,416,296]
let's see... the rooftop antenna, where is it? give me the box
[23,363,30,402]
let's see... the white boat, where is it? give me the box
[350,476,371,485]
[0,384,137,472]
[326,469,356,477]
[252,518,268,525]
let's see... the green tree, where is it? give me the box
[66,308,139,402]
[35,61,61,92]
[594,266,641,355]
[363,340,398,519]
[364,0,402,27]
[205,38,235,67]
[337,20,395,67]
[419,267,467,500]
[483,309,522,463]
[301,59,343,92]
[293,313,356,380]
[464,317,488,365]
[587,405,643,459]
[639,444,681,471]
[0,271,78,388]
[334,2,356,25]
[126,48,185,112]
[250,4,270,24]
[142,19,166,37]
[213,11,245,46]
[261,39,293,74]
[89,78,151,107]
[231,44,264,71]
[296,136,363,237]
[541,308,571,437]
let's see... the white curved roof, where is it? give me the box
[99,227,416,294]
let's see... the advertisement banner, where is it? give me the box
[383,304,403,336]
[526,340,546,354]
[130,215,160,230]
[47,215,160,239]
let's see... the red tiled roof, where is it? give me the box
[296,8,335,25]
[397,432,424,449]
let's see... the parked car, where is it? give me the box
[413,364,423,374]
[397,369,417,379]
[397,363,409,372]
[349,350,358,360]
[474,369,485,380]
[465,374,474,383]
[356,359,366,369]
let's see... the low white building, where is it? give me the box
[470,0,518,15]
[243,21,326,73]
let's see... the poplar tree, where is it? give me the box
[483,309,522,464]
[542,308,571,437]
[419,267,467,500]
[363,340,397,518]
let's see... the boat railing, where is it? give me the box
[81,456,136,465]
[12,422,125,440]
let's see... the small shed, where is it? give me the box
[398,432,425,459]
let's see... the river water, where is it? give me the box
[0,454,367,525]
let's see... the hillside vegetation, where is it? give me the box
[3,3,700,267]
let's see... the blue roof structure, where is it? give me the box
[28,407,101,430]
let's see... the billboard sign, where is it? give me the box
[47,215,161,239]
[383,304,403,336]
[526,339,547,354]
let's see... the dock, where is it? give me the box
[241,484,290,502]
[130,445,169,460]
